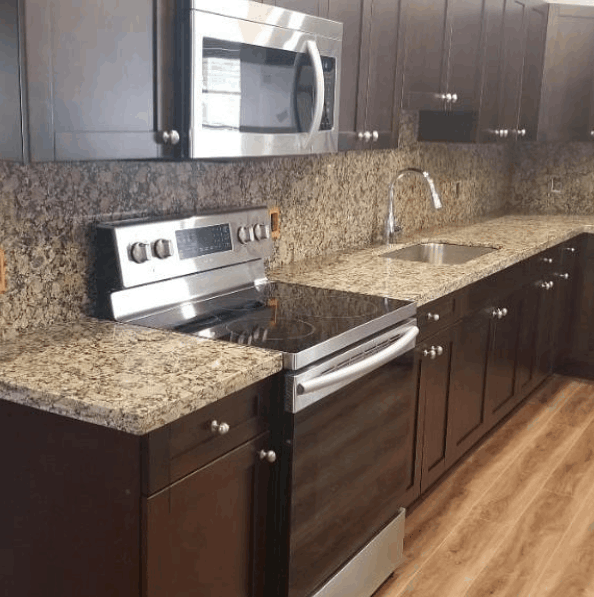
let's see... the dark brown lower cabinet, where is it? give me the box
[143,432,271,597]
[446,306,490,467]
[417,326,454,493]
[483,287,524,430]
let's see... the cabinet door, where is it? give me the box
[552,241,580,370]
[401,0,486,111]
[418,327,454,493]
[144,433,273,597]
[484,289,523,429]
[496,0,530,136]
[0,0,24,161]
[354,0,403,149]
[329,0,366,150]
[538,5,594,142]
[516,1,548,141]
[25,0,174,161]
[446,308,490,468]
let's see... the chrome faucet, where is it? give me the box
[385,168,442,245]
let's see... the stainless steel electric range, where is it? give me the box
[95,206,420,597]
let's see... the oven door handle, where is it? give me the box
[297,325,419,396]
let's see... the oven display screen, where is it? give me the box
[175,224,232,259]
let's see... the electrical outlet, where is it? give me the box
[550,176,563,193]
[269,206,281,239]
[0,248,6,294]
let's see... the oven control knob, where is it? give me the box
[253,223,271,241]
[154,238,174,259]
[237,226,255,244]
[130,242,151,264]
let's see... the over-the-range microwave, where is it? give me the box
[176,0,343,159]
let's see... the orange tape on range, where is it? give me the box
[0,248,6,294]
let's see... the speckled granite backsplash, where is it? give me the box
[0,113,510,338]
[510,143,594,214]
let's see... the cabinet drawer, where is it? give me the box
[418,291,461,341]
[142,375,277,495]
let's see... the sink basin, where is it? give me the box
[382,242,497,265]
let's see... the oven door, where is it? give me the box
[276,323,420,597]
[185,6,341,158]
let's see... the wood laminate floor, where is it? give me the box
[377,375,594,597]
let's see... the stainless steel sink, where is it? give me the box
[382,242,497,265]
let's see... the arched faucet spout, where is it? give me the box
[385,168,442,245]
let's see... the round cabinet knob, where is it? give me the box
[210,420,230,435]
[253,223,271,241]
[423,348,437,360]
[542,257,553,264]
[153,238,174,259]
[590,130,594,137]
[434,345,444,356]
[500,308,508,317]
[451,93,458,103]
[549,280,555,289]
[427,312,440,322]
[492,308,501,319]
[130,242,150,264]
[358,131,365,140]
[363,131,373,142]
[372,130,379,141]
[162,130,180,145]
[565,247,576,253]
[259,450,277,463]
[556,273,570,280]
[518,129,526,137]
[237,226,255,244]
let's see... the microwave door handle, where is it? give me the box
[296,325,419,396]
[303,40,325,150]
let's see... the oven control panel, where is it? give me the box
[96,206,273,289]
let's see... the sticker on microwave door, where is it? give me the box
[203,57,241,94]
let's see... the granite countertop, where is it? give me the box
[1,214,593,436]
[0,320,283,435]
[270,215,594,304]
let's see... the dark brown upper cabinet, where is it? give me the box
[0,0,26,162]
[14,0,177,162]
[475,0,548,143]
[329,0,404,151]
[537,5,594,142]
[400,0,488,112]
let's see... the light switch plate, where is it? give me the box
[0,248,6,294]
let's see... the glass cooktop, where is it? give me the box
[175,282,416,370]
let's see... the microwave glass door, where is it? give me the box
[201,38,335,135]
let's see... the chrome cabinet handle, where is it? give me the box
[210,420,230,435]
[564,247,576,253]
[427,312,440,322]
[372,130,379,141]
[259,450,277,463]
[556,273,570,280]
[516,128,526,137]
[500,307,508,317]
[162,130,180,145]
[434,345,444,356]
[591,130,594,137]
[492,308,509,320]
[539,281,555,290]
[542,257,553,264]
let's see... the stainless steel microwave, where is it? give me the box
[178,0,342,159]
